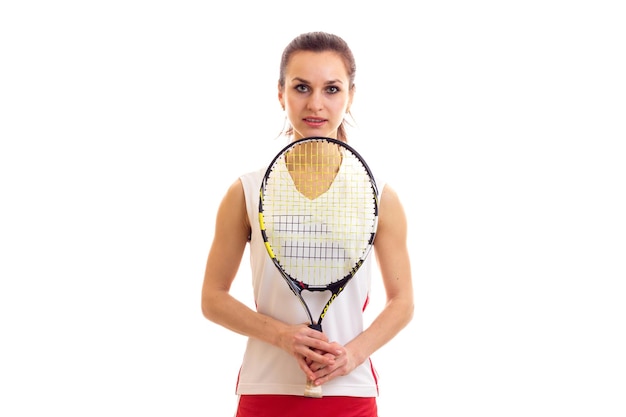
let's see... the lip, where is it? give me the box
[303,117,327,127]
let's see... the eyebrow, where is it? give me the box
[291,77,344,85]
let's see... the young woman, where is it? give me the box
[201,31,414,417]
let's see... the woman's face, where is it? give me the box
[279,51,353,140]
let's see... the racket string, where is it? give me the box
[262,142,377,286]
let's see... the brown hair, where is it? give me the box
[278,32,356,141]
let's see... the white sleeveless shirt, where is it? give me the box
[236,167,385,397]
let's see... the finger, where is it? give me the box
[305,327,329,342]
[313,365,340,385]
[307,349,335,367]
[307,360,326,372]
[308,340,344,357]
[297,356,317,381]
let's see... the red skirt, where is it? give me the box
[236,395,378,417]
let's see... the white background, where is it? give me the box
[1,1,625,416]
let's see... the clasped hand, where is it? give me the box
[280,324,357,387]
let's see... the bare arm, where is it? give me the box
[349,184,414,359]
[201,179,339,378]
[200,179,278,341]
[308,184,414,385]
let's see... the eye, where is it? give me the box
[295,84,309,93]
[326,85,340,94]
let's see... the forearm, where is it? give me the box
[202,290,287,348]
[346,295,414,365]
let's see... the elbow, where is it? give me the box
[384,293,414,329]
[201,289,221,322]
[201,298,212,321]
[406,300,415,325]
[201,299,212,321]
[399,297,414,328]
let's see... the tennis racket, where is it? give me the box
[258,136,378,398]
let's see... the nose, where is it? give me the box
[306,91,323,111]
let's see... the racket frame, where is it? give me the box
[258,136,378,395]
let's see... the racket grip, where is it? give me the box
[304,379,323,398]
[304,323,323,397]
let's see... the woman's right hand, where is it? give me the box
[278,324,343,381]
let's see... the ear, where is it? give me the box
[278,83,285,110]
[346,84,356,113]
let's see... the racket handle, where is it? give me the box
[304,323,323,397]
[304,379,323,398]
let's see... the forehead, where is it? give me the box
[285,50,349,82]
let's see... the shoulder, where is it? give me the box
[238,167,266,207]
[218,167,265,218]
[239,167,266,188]
[377,183,408,238]
[222,166,266,208]
[215,177,253,239]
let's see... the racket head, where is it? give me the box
[258,137,378,398]
[258,137,379,291]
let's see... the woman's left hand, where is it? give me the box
[306,342,358,386]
